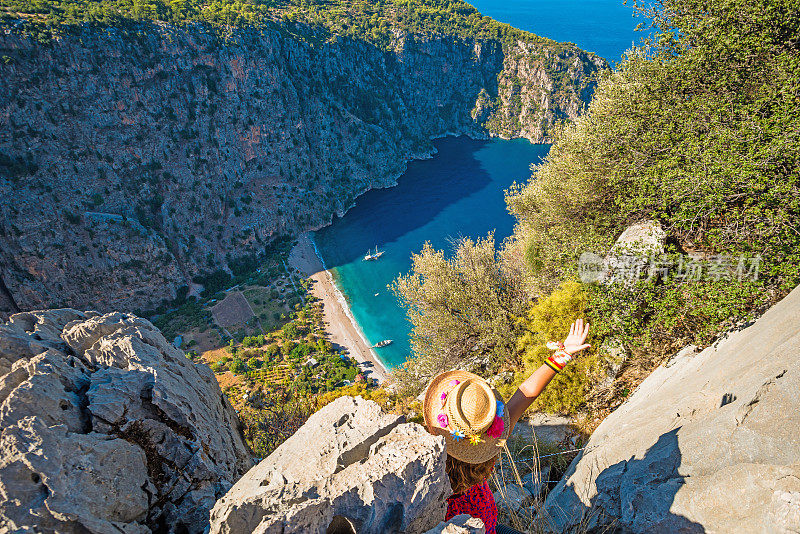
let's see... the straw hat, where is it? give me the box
[423,370,510,464]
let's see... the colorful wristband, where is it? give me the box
[545,341,572,373]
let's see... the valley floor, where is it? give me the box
[288,233,388,384]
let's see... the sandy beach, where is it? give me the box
[288,233,389,384]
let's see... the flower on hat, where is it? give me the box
[451,429,465,442]
[468,433,484,445]
[437,413,449,429]
[485,416,504,438]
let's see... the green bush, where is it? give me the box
[229,358,247,374]
[500,281,598,414]
[281,322,299,340]
[290,343,313,359]
[242,335,265,348]
[281,341,297,357]
[507,0,800,364]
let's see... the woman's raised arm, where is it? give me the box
[506,319,591,432]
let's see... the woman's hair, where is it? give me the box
[446,453,498,494]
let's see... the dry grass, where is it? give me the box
[490,433,614,534]
[211,290,255,330]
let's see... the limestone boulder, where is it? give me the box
[609,220,666,256]
[543,285,800,533]
[580,220,668,284]
[423,514,485,534]
[210,396,450,534]
[0,310,253,533]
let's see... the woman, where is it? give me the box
[422,319,591,534]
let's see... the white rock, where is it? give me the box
[543,285,800,533]
[423,514,485,534]
[512,412,574,446]
[610,220,667,255]
[210,396,450,534]
[0,310,253,533]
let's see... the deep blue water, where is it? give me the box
[313,1,639,370]
[314,138,549,368]
[470,0,644,64]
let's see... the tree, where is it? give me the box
[281,322,299,340]
[282,340,297,357]
[229,358,247,374]
[264,344,280,359]
[390,234,529,396]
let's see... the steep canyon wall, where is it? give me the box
[0,22,605,316]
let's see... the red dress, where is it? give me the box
[445,480,498,534]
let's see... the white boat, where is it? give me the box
[363,246,385,261]
[372,339,393,348]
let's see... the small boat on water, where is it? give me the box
[372,339,393,348]
[363,246,385,261]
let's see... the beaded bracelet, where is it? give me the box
[545,340,572,372]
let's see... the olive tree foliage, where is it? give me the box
[390,234,530,396]
[508,0,800,291]
[506,0,800,359]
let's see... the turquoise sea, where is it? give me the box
[313,1,642,370]
[314,138,549,369]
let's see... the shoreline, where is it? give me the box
[288,232,389,385]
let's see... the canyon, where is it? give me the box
[0,21,605,318]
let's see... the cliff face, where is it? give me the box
[543,285,800,532]
[0,23,605,316]
[0,309,253,533]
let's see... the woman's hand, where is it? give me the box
[563,318,591,355]
[506,319,592,433]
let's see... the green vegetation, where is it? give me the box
[391,235,529,396]
[152,298,212,341]
[0,0,556,49]
[211,298,381,456]
[228,358,247,374]
[393,0,800,422]
[508,0,800,357]
[500,281,600,414]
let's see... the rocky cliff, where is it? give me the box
[209,396,451,533]
[0,21,605,318]
[0,309,253,533]
[542,284,800,532]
